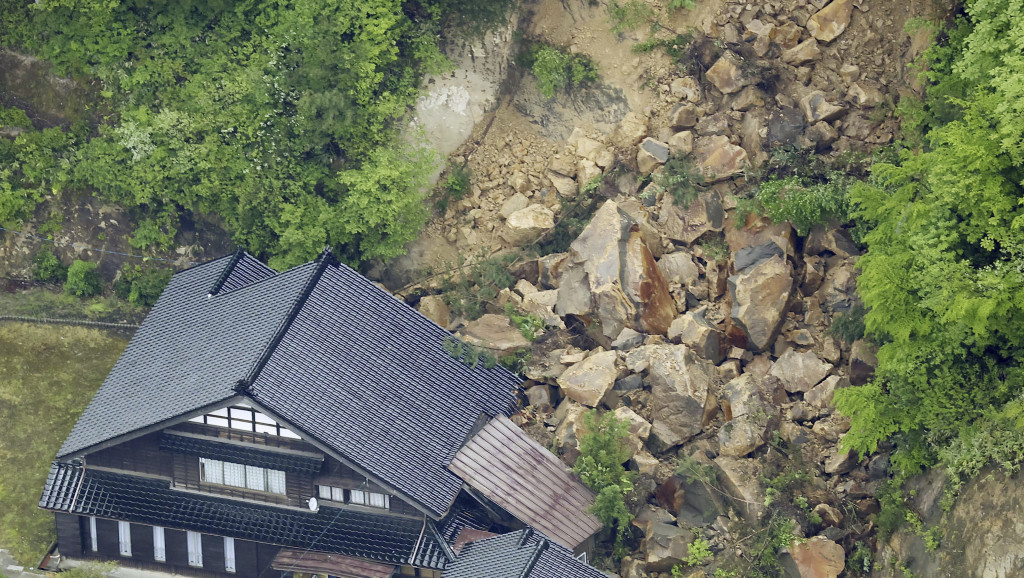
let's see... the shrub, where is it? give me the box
[32,248,68,284]
[440,253,518,320]
[522,44,599,98]
[64,260,103,297]
[606,0,655,36]
[658,153,701,209]
[504,303,546,340]
[827,303,867,344]
[436,163,472,213]
[114,265,173,306]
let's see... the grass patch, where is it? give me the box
[0,323,128,565]
[0,287,146,325]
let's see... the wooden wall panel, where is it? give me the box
[234,538,259,577]
[95,518,119,558]
[55,514,83,557]
[165,528,189,568]
[203,533,225,574]
[87,433,171,477]
[130,523,154,562]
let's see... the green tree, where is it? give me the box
[835,0,1024,479]
[64,260,103,297]
[573,410,634,543]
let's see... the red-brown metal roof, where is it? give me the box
[448,416,602,549]
[271,548,395,578]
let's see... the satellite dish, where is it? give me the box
[308,497,318,511]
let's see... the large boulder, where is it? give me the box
[728,255,794,351]
[770,349,833,393]
[638,137,670,174]
[643,521,691,572]
[646,345,715,448]
[782,536,845,578]
[806,0,854,43]
[659,191,725,244]
[658,250,700,288]
[800,91,846,124]
[557,350,620,407]
[556,201,676,341]
[416,295,450,328]
[457,314,531,355]
[694,135,749,182]
[718,374,782,456]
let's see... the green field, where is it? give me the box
[0,322,127,566]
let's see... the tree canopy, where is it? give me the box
[0,0,507,267]
[835,0,1024,478]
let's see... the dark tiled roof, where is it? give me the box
[442,530,608,578]
[159,432,323,474]
[58,255,317,457]
[447,416,601,549]
[530,540,609,578]
[57,252,521,519]
[442,530,545,578]
[39,463,447,568]
[250,264,520,517]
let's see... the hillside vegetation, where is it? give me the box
[836,0,1024,489]
[0,0,508,268]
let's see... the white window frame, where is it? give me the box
[88,516,98,552]
[153,526,166,562]
[349,489,389,510]
[187,531,203,568]
[199,458,286,495]
[223,537,236,573]
[118,521,132,557]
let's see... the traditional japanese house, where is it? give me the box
[39,250,605,578]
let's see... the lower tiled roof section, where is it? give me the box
[442,530,545,578]
[159,432,323,474]
[40,462,448,569]
[441,529,608,578]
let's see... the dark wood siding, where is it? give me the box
[235,538,259,576]
[315,455,419,516]
[95,518,119,558]
[171,422,319,453]
[131,523,154,562]
[165,528,189,568]
[203,533,225,574]
[87,433,171,478]
[55,514,83,557]
[256,542,280,576]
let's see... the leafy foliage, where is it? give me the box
[573,410,635,544]
[440,253,518,320]
[441,336,498,369]
[113,265,172,306]
[834,0,1024,485]
[435,162,472,213]
[0,0,515,266]
[0,107,80,227]
[606,0,655,36]
[32,248,68,284]
[754,174,850,236]
[504,303,545,341]
[64,260,103,297]
[658,153,702,209]
[519,43,598,99]
[826,303,867,344]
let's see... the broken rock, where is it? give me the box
[638,137,670,174]
[706,51,753,94]
[458,314,531,355]
[782,536,845,578]
[800,91,846,124]
[783,38,822,66]
[647,345,715,448]
[555,201,676,341]
[502,204,555,246]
